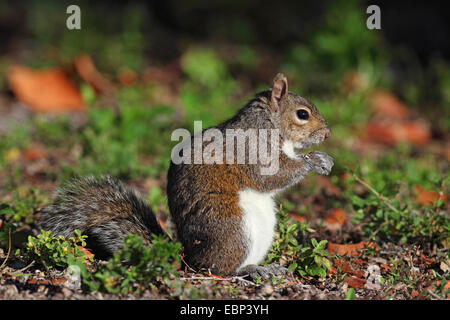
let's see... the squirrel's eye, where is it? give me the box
[296,109,309,120]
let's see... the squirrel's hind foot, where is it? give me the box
[237,263,291,281]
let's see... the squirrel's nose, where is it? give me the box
[324,127,331,140]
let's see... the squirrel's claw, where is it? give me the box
[304,151,334,175]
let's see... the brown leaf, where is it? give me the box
[23,147,47,161]
[157,217,167,232]
[427,280,450,291]
[28,277,67,285]
[77,246,94,260]
[118,68,138,86]
[332,258,365,278]
[369,90,412,119]
[323,208,348,230]
[75,54,114,93]
[419,253,436,265]
[344,276,366,289]
[7,65,85,113]
[328,241,378,257]
[414,186,448,208]
[366,120,430,146]
[288,213,306,222]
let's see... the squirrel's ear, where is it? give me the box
[270,73,288,113]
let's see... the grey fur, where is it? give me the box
[39,175,163,258]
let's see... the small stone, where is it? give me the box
[261,283,274,296]
[61,287,73,298]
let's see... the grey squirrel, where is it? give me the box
[39,73,333,278]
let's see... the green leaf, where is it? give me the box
[288,262,298,272]
[345,288,356,300]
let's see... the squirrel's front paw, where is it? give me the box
[304,151,334,175]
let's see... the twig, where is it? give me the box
[17,260,35,273]
[179,247,197,273]
[0,228,12,269]
[427,289,443,300]
[352,174,401,214]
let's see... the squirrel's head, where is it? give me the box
[268,73,331,149]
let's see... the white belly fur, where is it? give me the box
[237,188,277,270]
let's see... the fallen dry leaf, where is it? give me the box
[23,146,47,161]
[288,213,306,223]
[427,280,450,292]
[77,246,94,260]
[331,258,365,278]
[328,241,378,257]
[118,68,138,86]
[414,186,448,208]
[157,217,167,232]
[366,120,430,146]
[28,277,67,285]
[344,275,366,289]
[323,208,348,230]
[419,253,436,266]
[7,65,85,113]
[369,90,412,119]
[75,54,114,93]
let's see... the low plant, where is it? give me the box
[83,233,181,294]
[347,167,449,245]
[266,209,332,278]
[25,229,92,270]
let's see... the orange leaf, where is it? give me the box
[7,66,85,113]
[75,54,113,93]
[72,246,94,265]
[332,258,365,278]
[414,186,448,208]
[366,120,430,146]
[51,278,68,285]
[328,242,377,257]
[28,277,67,285]
[344,275,366,289]
[288,213,306,222]
[399,121,431,145]
[369,90,411,119]
[24,147,47,161]
[323,208,347,230]
[427,280,450,291]
[7,65,85,113]
[157,217,167,232]
[118,68,138,86]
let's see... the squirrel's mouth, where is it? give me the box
[295,135,327,149]
[291,128,329,151]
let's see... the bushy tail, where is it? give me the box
[38,175,163,258]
